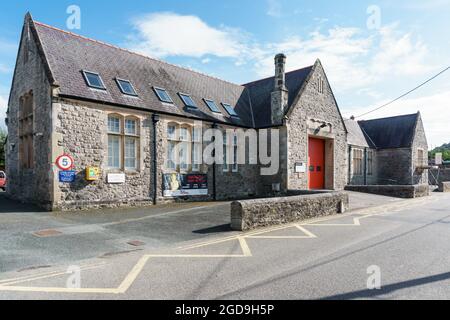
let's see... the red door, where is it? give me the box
[308,137,325,189]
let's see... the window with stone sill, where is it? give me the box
[222,132,238,173]
[107,114,140,171]
[352,148,363,176]
[165,123,203,172]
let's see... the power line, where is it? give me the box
[355,66,450,118]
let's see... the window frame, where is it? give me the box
[222,103,239,117]
[204,99,221,113]
[107,114,140,171]
[153,87,174,104]
[179,93,197,108]
[352,148,363,176]
[115,78,138,96]
[82,70,106,90]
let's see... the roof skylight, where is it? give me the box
[222,103,239,117]
[179,93,197,108]
[82,71,106,90]
[154,87,173,103]
[116,78,138,96]
[204,99,221,113]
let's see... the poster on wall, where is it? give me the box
[163,173,208,197]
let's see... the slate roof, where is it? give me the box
[358,113,419,149]
[344,119,369,148]
[243,67,313,128]
[30,17,315,129]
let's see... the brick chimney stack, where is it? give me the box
[271,53,288,125]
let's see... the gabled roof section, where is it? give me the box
[344,119,369,147]
[358,113,419,149]
[243,66,313,128]
[32,20,254,127]
[28,15,321,129]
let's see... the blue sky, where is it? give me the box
[1,0,450,147]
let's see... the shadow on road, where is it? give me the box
[321,271,450,300]
[192,223,233,234]
[0,192,45,213]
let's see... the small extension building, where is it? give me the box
[346,113,428,186]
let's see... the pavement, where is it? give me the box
[1,190,449,300]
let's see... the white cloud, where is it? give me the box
[344,90,450,148]
[126,13,433,93]
[128,12,247,59]
[370,24,432,76]
[0,64,11,74]
[267,0,282,17]
[252,23,434,92]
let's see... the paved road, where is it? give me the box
[1,191,449,300]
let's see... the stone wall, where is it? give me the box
[375,148,413,185]
[345,184,429,198]
[6,19,53,207]
[438,182,450,193]
[52,99,153,210]
[286,61,347,191]
[411,113,428,185]
[231,191,349,231]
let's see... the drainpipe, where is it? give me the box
[364,148,368,185]
[211,123,218,201]
[152,114,160,205]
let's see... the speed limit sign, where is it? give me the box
[56,154,74,171]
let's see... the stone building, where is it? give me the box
[6,14,351,210]
[346,112,429,186]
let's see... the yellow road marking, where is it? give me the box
[0,262,107,286]
[0,194,437,295]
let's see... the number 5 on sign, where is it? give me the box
[56,154,74,171]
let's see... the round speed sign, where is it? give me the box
[56,154,74,171]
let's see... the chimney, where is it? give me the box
[271,53,288,125]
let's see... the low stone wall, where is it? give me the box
[345,184,429,198]
[439,182,450,193]
[230,191,349,231]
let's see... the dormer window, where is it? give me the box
[116,78,138,96]
[204,99,221,113]
[154,87,173,103]
[82,71,106,90]
[222,103,238,117]
[179,93,197,108]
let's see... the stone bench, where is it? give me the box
[231,191,349,231]
[439,182,450,193]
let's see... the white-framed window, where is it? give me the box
[367,150,374,176]
[352,148,363,176]
[166,122,203,172]
[107,115,140,171]
[223,133,229,172]
[192,127,202,172]
[232,133,238,172]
